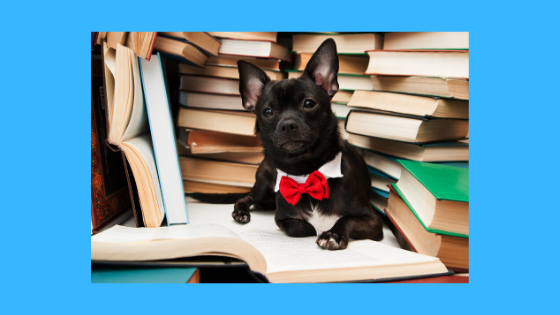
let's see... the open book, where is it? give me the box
[102,42,164,228]
[102,43,188,228]
[92,203,448,283]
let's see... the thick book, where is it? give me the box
[287,71,373,91]
[346,110,469,143]
[218,39,290,61]
[177,108,257,136]
[348,133,469,161]
[387,184,468,270]
[159,32,221,56]
[208,32,277,42]
[102,42,165,228]
[177,128,262,154]
[348,90,469,119]
[91,55,132,234]
[100,42,143,227]
[179,92,244,111]
[396,160,469,236]
[384,32,469,50]
[182,180,251,194]
[126,32,157,60]
[371,76,469,100]
[179,75,240,96]
[153,36,207,67]
[91,203,449,283]
[180,156,258,187]
[294,53,368,75]
[205,55,280,71]
[178,63,283,81]
[363,149,468,180]
[139,53,189,226]
[178,149,264,166]
[366,50,469,78]
[292,33,383,53]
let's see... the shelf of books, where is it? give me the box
[91,32,469,283]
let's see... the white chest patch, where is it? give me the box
[305,200,340,235]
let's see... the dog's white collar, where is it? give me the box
[274,151,343,192]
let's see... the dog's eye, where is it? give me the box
[262,108,273,118]
[303,99,316,109]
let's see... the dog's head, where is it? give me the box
[237,39,340,163]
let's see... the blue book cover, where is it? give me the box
[371,187,389,199]
[91,266,198,283]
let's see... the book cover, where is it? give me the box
[398,160,469,202]
[392,184,468,238]
[139,54,189,225]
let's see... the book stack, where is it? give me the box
[343,32,469,219]
[387,160,469,271]
[342,32,469,270]
[174,32,286,194]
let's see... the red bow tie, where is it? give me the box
[279,170,330,206]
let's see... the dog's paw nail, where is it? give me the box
[232,210,250,224]
[317,232,347,250]
[327,238,339,250]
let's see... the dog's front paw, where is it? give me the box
[232,209,251,223]
[233,200,251,223]
[316,231,348,250]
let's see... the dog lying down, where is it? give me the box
[188,39,383,250]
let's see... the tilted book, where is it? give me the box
[386,184,468,271]
[396,160,469,236]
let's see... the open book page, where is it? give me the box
[239,230,437,275]
[92,223,241,244]
[102,42,116,126]
[91,223,267,270]
[185,199,401,248]
[185,200,442,278]
[121,54,149,142]
[122,134,165,222]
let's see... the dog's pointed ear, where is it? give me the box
[301,38,339,98]
[238,60,271,111]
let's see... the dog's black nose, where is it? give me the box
[280,120,298,134]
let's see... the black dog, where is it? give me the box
[230,39,383,250]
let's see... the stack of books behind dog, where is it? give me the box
[343,32,469,271]
[173,32,285,194]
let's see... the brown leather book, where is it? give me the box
[91,53,132,233]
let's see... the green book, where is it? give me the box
[396,160,469,236]
[91,266,198,283]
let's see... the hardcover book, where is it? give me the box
[396,160,469,236]
[346,110,469,143]
[92,203,449,283]
[386,184,469,270]
[91,57,131,233]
